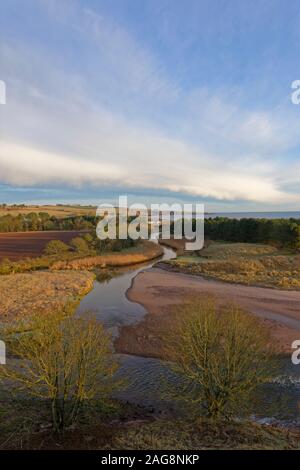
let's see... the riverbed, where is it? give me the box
[76,243,300,425]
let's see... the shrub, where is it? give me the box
[165,296,276,420]
[70,237,89,253]
[0,311,118,432]
[44,240,69,255]
[0,258,12,275]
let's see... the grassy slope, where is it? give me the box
[113,418,300,450]
[167,242,300,289]
[0,270,95,320]
[0,413,298,450]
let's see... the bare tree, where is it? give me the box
[0,311,118,432]
[165,296,276,420]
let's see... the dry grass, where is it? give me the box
[169,242,300,289]
[112,418,300,450]
[0,410,299,450]
[0,270,94,321]
[0,239,163,274]
[199,242,277,259]
[51,241,163,270]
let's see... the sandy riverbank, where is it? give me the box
[115,267,300,357]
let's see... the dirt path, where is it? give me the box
[114,268,300,357]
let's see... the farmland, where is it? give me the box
[0,230,88,261]
[0,204,96,218]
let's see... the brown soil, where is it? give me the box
[0,231,88,261]
[115,268,300,357]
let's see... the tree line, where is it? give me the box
[0,212,95,232]
[202,217,300,250]
[169,217,300,251]
[1,213,300,251]
[0,212,139,233]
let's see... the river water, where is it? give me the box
[77,243,176,333]
[76,241,180,413]
[76,242,300,425]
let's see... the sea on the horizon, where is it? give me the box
[206,211,300,220]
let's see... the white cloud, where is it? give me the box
[0,132,293,203]
[1,1,300,208]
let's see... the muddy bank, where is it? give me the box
[115,268,300,357]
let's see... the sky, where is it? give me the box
[1,0,300,211]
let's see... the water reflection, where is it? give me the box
[76,243,175,331]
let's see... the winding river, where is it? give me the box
[77,242,179,413]
[77,242,300,425]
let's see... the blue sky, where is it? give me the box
[1,0,300,211]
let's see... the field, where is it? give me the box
[0,230,88,261]
[165,242,300,289]
[0,270,94,321]
[0,204,96,218]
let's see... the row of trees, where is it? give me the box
[44,232,136,257]
[199,217,300,250]
[0,213,95,232]
[0,213,146,240]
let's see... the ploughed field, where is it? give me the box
[0,231,88,261]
